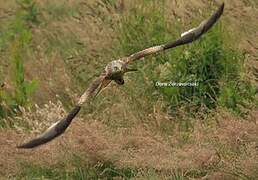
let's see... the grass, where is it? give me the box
[0,0,257,179]
[16,0,39,25]
[42,0,81,21]
[114,0,256,116]
[16,156,137,180]
[0,0,37,125]
[16,157,211,179]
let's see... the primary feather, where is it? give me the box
[17,3,224,149]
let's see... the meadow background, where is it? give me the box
[0,0,258,179]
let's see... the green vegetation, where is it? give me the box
[115,0,256,116]
[0,0,37,125]
[0,0,257,179]
[16,0,39,24]
[16,157,136,179]
[43,0,81,21]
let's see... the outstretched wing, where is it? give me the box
[17,106,81,148]
[17,73,111,149]
[124,3,224,64]
[17,3,224,149]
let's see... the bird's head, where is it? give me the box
[106,59,137,85]
[107,59,137,74]
[106,60,124,75]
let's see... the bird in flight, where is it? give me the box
[17,3,224,148]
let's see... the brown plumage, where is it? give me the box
[17,3,224,149]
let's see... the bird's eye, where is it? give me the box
[114,66,118,71]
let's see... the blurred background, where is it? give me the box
[0,0,257,179]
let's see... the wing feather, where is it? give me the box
[17,74,110,149]
[17,3,225,149]
[125,3,224,64]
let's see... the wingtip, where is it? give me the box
[16,145,28,149]
[221,2,225,10]
[16,144,31,149]
[16,145,22,149]
[16,141,40,149]
[16,105,81,149]
[218,2,225,14]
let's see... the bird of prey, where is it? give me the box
[17,3,224,148]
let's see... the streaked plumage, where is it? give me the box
[17,3,224,149]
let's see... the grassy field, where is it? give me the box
[0,0,258,179]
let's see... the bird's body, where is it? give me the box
[17,3,225,149]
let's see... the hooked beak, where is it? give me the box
[125,67,138,73]
[0,82,5,88]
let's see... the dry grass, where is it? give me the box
[2,106,256,178]
[4,100,66,133]
[0,0,257,179]
[66,110,258,179]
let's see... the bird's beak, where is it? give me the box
[0,82,5,89]
[125,67,138,73]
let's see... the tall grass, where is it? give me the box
[112,0,168,121]
[16,157,136,179]
[161,25,256,116]
[16,0,39,25]
[0,1,256,179]
[0,0,38,126]
[43,0,80,21]
[115,1,256,117]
